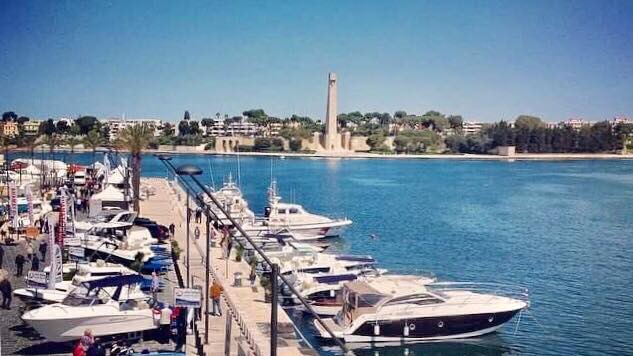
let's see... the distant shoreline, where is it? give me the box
[9,146,633,161]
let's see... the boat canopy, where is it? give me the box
[313,273,358,284]
[335,255,375,263]
[85,274,144,292]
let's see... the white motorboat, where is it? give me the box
[79,222,156,262]
[266,252,379,278]
[314,277,529,343]
[74,210,137,232]
[240,180,352,237]
[203,175,255,224]
[14,260,139,303]
[22,275,159,342]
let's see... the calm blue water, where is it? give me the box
[12,152,633,355]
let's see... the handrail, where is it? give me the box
[159,162,351,354]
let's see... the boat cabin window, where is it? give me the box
[289,208,299,214]
[349,292,386,308]
[62,287,109,306]
[277,209,286,214]
[384,293,444,306]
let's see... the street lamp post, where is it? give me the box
[174,164,203,289]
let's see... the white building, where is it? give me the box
[462,121,484,136]
[611,116,632,125]
[104,118,163,141]
[560,118,590,130]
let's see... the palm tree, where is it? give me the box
[65,136,82,165]
[42,133,59,160]
[116,124,153,213]
[23,136,39,165]
[83,129,104,168]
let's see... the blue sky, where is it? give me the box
[1,0,632,122]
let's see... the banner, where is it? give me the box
[47,219,57,289]
[8,181,18,229]
[25,184,34,226]
[57,192,67,248]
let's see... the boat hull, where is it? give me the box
[243,220,352,238]
[23,307,157,342]
[316,309,521,342]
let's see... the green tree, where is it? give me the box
[514,115,546,130]
[366,133,387,151]
[17,116,30,125]
[183,110,191,121]
[2,112,17,122]
[39,119,57,136]
[448,115,463,129]
[178,120,190,136]
[116,124,154,213]
[75,116,99,135]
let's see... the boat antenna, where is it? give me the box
[207,157,215,190]
[236,144,242,188]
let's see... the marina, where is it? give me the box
[1,152,632,355]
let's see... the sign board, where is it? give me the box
[25,227,39,238]
[9,181,18,228]
[26,271,48,288]
[64,237,81,247]
[174,288,202,308]
[69,247,85,259]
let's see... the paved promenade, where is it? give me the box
[140,177,313,356]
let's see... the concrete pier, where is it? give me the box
[140,177,314,356]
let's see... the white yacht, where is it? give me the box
[14,261,139,303]
[315,277,529,343]
[74,210,137,232]
[203,175,255,224]
[22,275,159,342]
[79,222,156,263]
[267,252,379,278]
[241,181,352,237]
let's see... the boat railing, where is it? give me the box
[427,281,529,303]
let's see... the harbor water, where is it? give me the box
[13,152,633,355]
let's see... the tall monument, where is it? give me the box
[325,72,339,151]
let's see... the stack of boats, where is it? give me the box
[204,176,531,344]
[4,157,174,343]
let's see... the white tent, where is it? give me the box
[107,166,126,185]
[89,185,129,216]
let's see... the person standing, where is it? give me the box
[249,263,257,287]
[151,272,160,301]
[169,223,175,239]
[31,254,40,271]
[39,240,48,262]
[0,276,12,309]
[26,241,34,260]
[15,254,25,276]
[210,280,223,316]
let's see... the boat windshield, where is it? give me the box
[62,286,110,306]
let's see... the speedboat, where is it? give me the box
[79,222,157,263]
[74,210,138,232]
[264,252,379,278]
[240,180,352,237]
[202,175,255,224]
[314,277,529,343]
[14,260,139,304]
[22,275,159,342]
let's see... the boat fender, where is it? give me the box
[329,290,336,298]
[438,321,444,328]
[373,324,380,336]
[403,325,409,337]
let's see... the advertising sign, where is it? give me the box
[64,237,81,247]
[68,247,86,259]
[26,271,48,288]
[57,193,67,248]
[174,288,202,308]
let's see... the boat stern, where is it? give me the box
[313,318,345,339]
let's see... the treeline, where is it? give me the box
[447,116,633,154]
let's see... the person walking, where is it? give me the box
[26,241,34,260]
[195,208,202,223]
[151,272,160,301]
[15,254,25,276]
[0,244,4,268]
[39,240,48,262]
[210,280,224,316]
[31,254,40,271]
[169,223,175,238]
[249,263,257,287]
[0,276,12,309]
